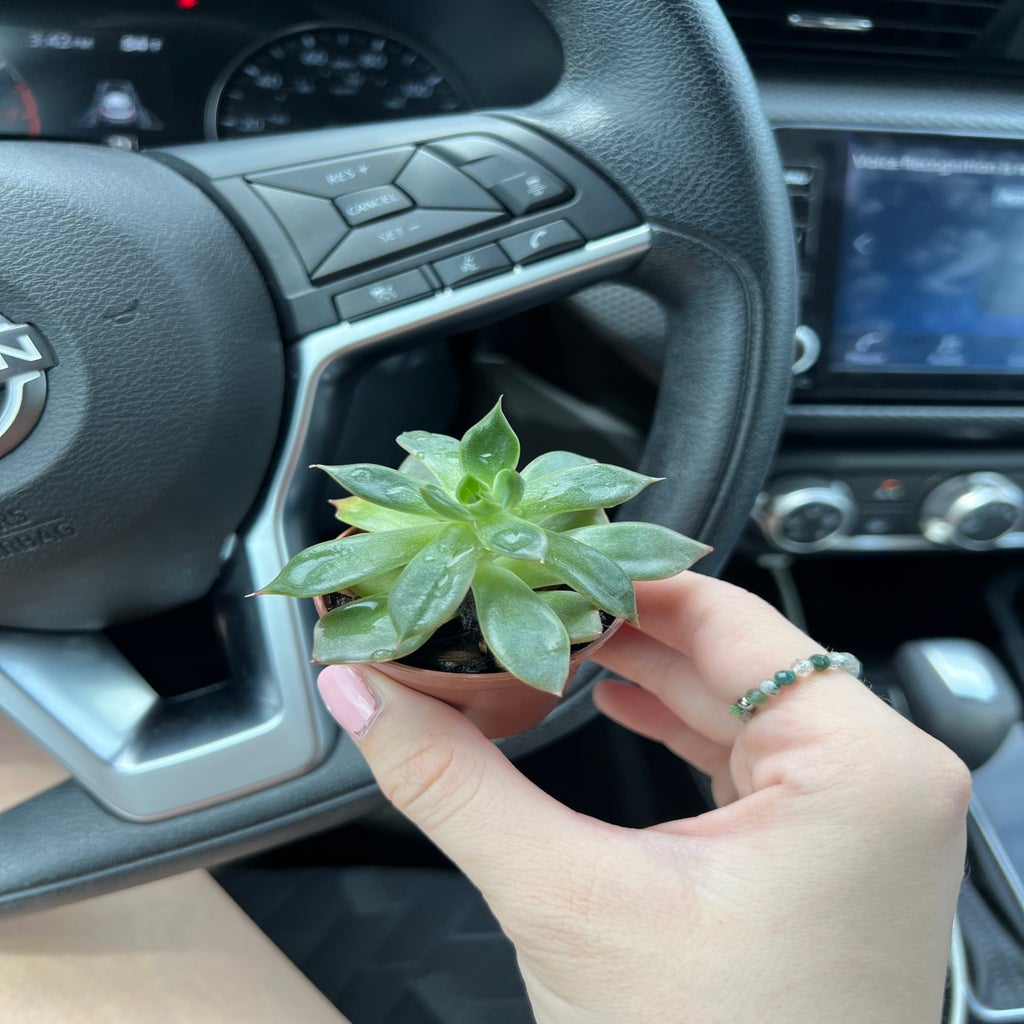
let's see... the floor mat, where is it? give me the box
[217,864,535,1024]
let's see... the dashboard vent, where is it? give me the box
[721,0,1007,66]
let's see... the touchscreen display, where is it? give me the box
[831,139,1024,374]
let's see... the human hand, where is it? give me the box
[317,573,970,1024]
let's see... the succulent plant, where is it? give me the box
[260,400,709,693]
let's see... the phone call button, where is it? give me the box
[500,220,583,266]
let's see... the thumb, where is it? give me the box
[317,664,583,894]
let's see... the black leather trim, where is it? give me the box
[517,0,796,568]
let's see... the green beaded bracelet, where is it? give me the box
[729,652,863,721]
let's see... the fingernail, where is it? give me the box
[317,666,382,740]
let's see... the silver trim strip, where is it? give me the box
[962,926,1024,1024]
[955,913,1024,1021]
[789,405,1024,422]
[965,996,1024,1021]
[0,225,651,820]
[766,108,1024,144]
[825,530,1024,553]
[948,918,968,1024]
[965,1003,1024,1022]
[948,802,1024,1022]
[787,13,873,32]
[970,797,1024,929]
[757,530,1024,554]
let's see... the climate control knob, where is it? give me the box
[920,472,1024,551]
[757,477,857,553]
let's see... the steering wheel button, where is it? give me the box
[247,147,415,199]
[426,135,524,165]
[250,184,348,272]
[433,244,511,288]
[462,154,528,189]
[500,220,584,265]
[312,207,504,281]
[489,170,571,215]
[395,151,502,211]
[334,269,433,322]
[335,184,413,226]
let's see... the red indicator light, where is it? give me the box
[872,477,907,502]
[176,0,198,9]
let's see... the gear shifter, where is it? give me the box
[894,638,1021,769]
[896,639,1024,1015]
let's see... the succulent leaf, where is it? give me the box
[472,562,571,694]
[464,496,500,517]
[518,464,660,518]
[493,557,562,589]
[456,474,485,504]
[492,468,525,511]
[397,430,463,489]
[520,450,596,480]
[567,523,712,579]
[538,507,610,533]
[534,590,604,644]
[349,567,402,598]
[474,514,548,561]
[332,496,427,532]
[388,524,481,640]
[258,525,443,598]
[420,484,475,521]
[313,596,428,664]
[317,463,440,518]
[396,453,439,484]
[541,530,638,622]
[459,400,520,484]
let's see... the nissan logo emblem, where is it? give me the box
[0,314,57,458]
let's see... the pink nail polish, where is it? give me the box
[317,665,382,740]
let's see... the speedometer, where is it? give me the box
[208,25,467,140]
[0,58,41,138]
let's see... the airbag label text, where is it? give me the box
[0,518,77,558]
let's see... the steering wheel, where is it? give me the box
[0,0,794,913]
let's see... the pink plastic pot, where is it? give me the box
[313,587,622,738]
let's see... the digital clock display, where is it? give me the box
[0,26,171,147]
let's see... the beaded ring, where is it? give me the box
[729,652,863,721]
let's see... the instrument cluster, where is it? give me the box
[0,1,556,150]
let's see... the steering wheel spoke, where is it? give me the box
[0,547,331,820]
